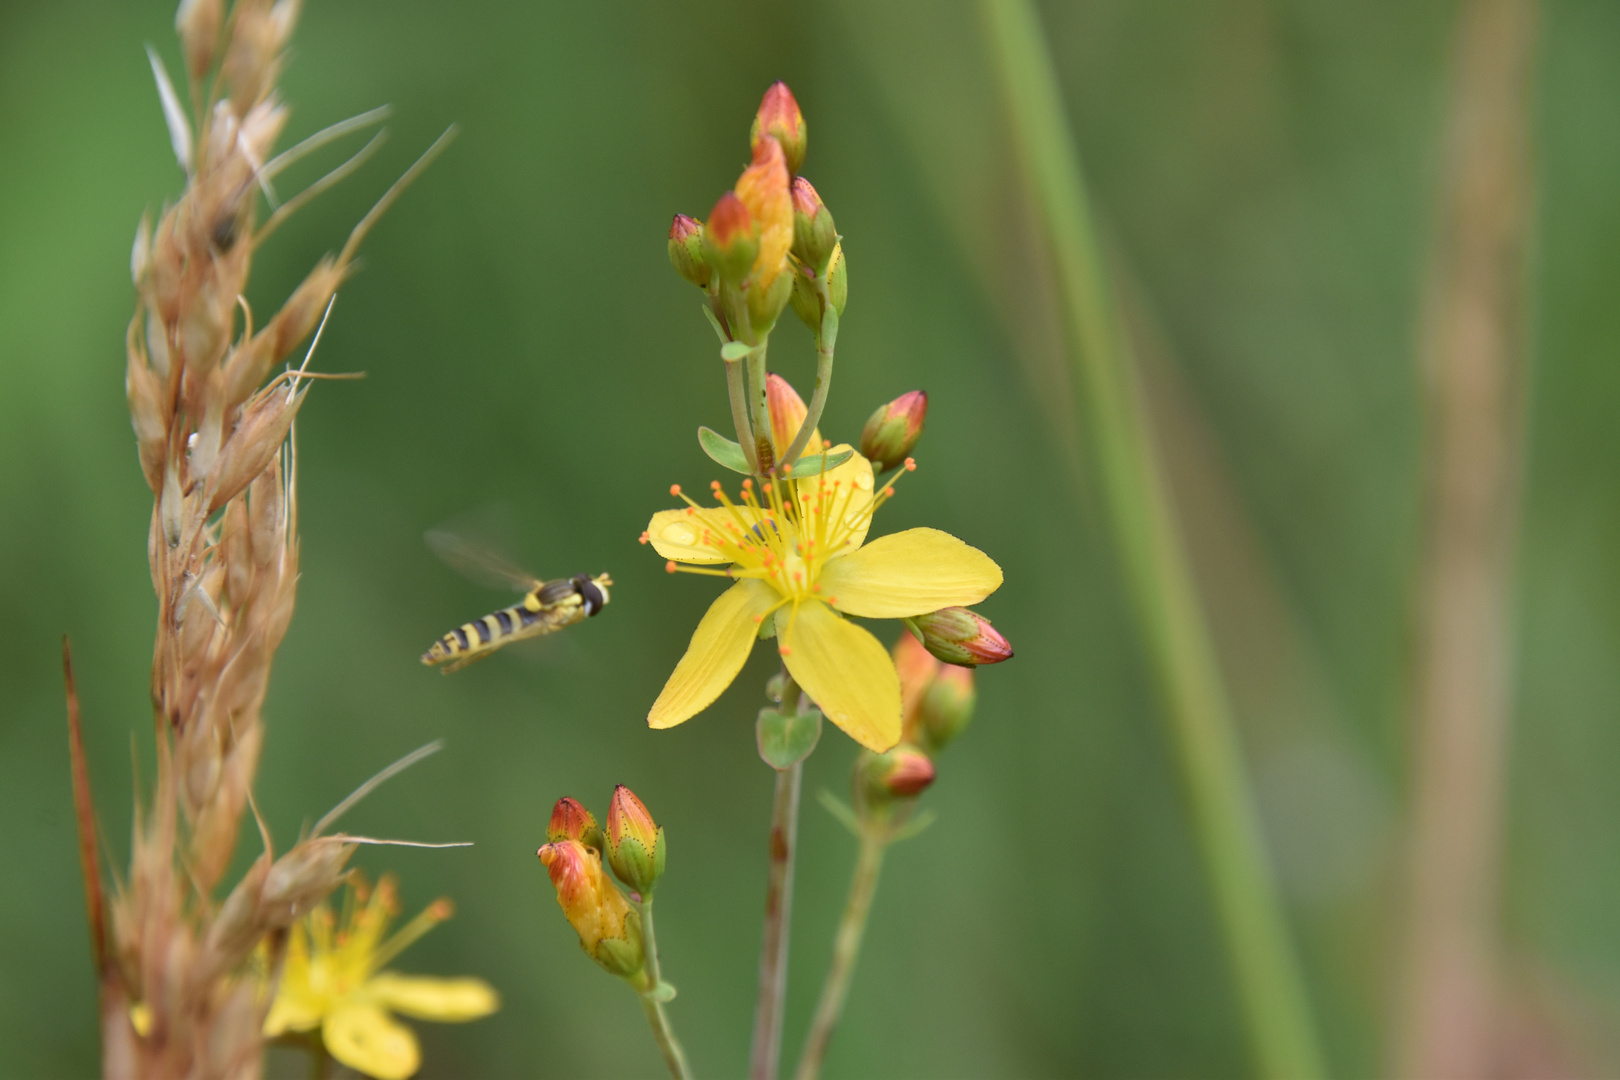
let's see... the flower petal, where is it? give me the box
[777,600,901,752]
[797,446,876,553]
[323,1003,420,1080]
[367,973,500,1022]
[819,528,1003,619]
[646,505,775,564]
[649,579,780,729]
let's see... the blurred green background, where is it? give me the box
[3,0,1619,1076]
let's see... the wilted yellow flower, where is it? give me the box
[264,874,498,1080]
[640,447,1001,751]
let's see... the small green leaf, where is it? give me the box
[700,304,728,344]
[888,809,937,843]
[643,981,677,1003]
[784,447,854,478]
[697,426,751,474]
[817,789,862,837]
[757,708,823,770]
[720,340,751,362]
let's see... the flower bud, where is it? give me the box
[605,785,665,895]
[789,261,820,333]
[860,390,927,471]
[735,135,792,295]
[790,177,837,272]
[765,373,821,460]
[862,744,936,802]
[538,840,645,978]
[826,242,848,315]
[919,664,976,753]
[747,256,795,334]
[751,81,807,175]
[907,607,1013,667]
[667,214,710,288]
[894,628,942,742]
[702,192,757,284]
[548,797,604,851]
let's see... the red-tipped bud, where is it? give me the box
[537,840,645,977]
[736,137,794,328]
[907,607,1013,668]
[751,81,807,175]
[605,785,666,895]
[920,665,976,753]
[790,176,837,271]
[547,797,604,851]
[703,192,757,283]
[667,214,710,288]
[765,373,822,460]
[863,744,936,802]
[860,390,927,471]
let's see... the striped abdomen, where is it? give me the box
[420,595,583,667]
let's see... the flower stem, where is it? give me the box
[748,758,803,1080]
[747,340,773,473]
[725,357,760,473]
[780,292,837,470]
[792,828,887,1080]
[636,897,693,1080]
[980,1,1323,1077]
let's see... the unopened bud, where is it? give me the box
[537,840,645,977]
[747,257,795,335]
[765,373,820,460]
[860,390,927,471]
[863,744,936,801]
[826,242,848,315]
[548,797,604,851]
[790,177,837,272]
[667,214,710,288]
[920,665,976,753]
[907,607,1013,668]
[703,193,757,284]
[751,81,807,175]
[789,261,820,333]
[736,136,792,295]
[605,785,665,895]
[894,628,942,742]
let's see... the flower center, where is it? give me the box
[648,457,918,621]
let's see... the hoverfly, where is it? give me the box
[420,529,612,674]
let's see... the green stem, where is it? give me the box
[748,758,803,1080]
[779,292,837,470]
[980,2,1323,1078]
[792,829,887,1080]
[725,357,760,473]
[636,897,692,1080]
[747,340,773,474]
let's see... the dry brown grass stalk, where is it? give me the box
[66,2,444,1076]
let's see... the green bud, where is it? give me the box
[790,177,837,272]
[606,785,666,895]
[667,214,710,288]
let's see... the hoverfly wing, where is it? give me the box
[424,528,542,593]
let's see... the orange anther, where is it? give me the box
[670,484,682,495]
[904,458,917,471]
[826,596,838,605]
[665,561,677,573]
[638,531,650,544]
[884,486,895,497]
[778,646,792,656]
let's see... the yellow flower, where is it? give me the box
[640,449,1002,750]
[264,874,498,1080]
